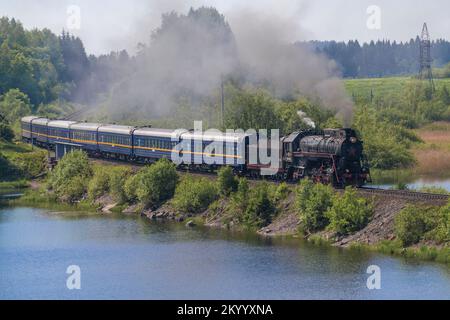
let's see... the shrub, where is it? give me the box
[0,152,19,180]
[109,166,133,203]
[0,123,14,142]
[394,206,427,246]
[47,150,92,202]
[326,187,373,235]
[230,177,250,216]
[64,175,88,202]
[274,182,290,202]
[217,166,238,196]
[135,159,178,207]
[124,172,141,203]
[395,202,450,246]
[7,150,47,178]
[173,176,218,213]
[436,202,450,242]
[296,179,334,233]
[87,166,110,200]
[243,182,275,228]
[394,205,441,246]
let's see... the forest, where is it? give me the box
[1,7,450,174]
[310,38,450,78]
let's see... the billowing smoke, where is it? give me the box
[229,9,353,123]
[297,111,316,129]
[104,5,353,125]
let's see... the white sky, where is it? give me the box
[1,0,449,55]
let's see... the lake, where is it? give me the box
[0,207,449,299]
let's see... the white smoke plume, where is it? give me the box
[297,111,316,129]
[102,3,353,125]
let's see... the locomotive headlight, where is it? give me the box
[350,137,357,143]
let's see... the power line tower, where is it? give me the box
[419,22,435,91]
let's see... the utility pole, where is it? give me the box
[419,22,435,92]
[221,75,225,128]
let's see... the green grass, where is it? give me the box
[0,141,34,157]
[344,77,450,101]
[10,188,99,212]
[0,179,29,189]
[349,240,450,264]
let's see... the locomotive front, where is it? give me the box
[285,128,370,187]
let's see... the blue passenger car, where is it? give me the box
[20,116,40,141]
[133,128,180,162]
[69,122,101,151]
[47,120,77,145]
[98,125,134,157]
[179,131,248,167]
[32,118,50,144]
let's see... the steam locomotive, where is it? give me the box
[21,116,371,187]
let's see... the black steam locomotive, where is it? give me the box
[21,116,371,187]
[280,128,371,187]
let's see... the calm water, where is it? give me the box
[0,207,449,300]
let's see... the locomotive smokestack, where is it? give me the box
[297,111,316,129]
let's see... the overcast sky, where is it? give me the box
[1,0,449,55]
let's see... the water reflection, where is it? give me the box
[0,207,449,299]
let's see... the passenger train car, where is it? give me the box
[21,116,371,187]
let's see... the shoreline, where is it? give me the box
[7,184,449,265]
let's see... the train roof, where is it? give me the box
[32,118,50,125]
[21,116,41,123]
[48,120,77,129]
[133,127,182,139]
[69,122,103,131]
[98,125,136,135]
[180,131,250,143]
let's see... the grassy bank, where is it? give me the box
[9,187,99,212]
[349,241,450,264]
[0,140,47,185]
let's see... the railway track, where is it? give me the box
[358,187,449,202]
[74,157,450,203]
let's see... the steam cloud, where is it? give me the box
[104,4,353,125]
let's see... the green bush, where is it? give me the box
[326,187,373,235]
[0,123,14,142]
[217,166,238,196]
[274,182,290,202]
[395,203,450,246]
[108,166,133,203]
[230,177,250,216]
[437,202,450,242]
[0,152,19,180]
[124,172,141,203]
[296,179,334,233]
[6,150,47,179]
[243,182,275,228]
[64,175,88,202]
[135,159,178,207]
[47,150,92,202]
[172,176,218,213]
[87,166,110,200]
[394,206,427,246]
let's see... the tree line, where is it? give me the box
[307,38,450,78]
